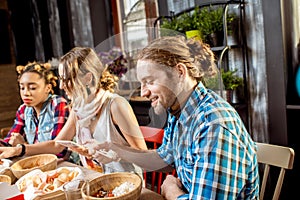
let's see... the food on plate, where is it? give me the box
[93,188,114,198]
[86,159,103,173]
[92,181,135,198]
[0,159,11,167]
[82,172,142,200]
[0,159,12,170]
[17,167,80,195]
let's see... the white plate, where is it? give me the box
[0,159,12,168]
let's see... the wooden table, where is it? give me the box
[58,160,164,200]
[2,158,164,200]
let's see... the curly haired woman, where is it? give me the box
[1,62,70,158]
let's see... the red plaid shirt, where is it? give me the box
[4,95,70,158]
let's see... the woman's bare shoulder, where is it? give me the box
[110,94,130,109]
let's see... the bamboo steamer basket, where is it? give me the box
[33,189,65,200]
[81,172,142,200]
[0,174,11,184]
[10,154,57,179]
[0,168,17,184]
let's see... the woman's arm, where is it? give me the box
[0,140,59,159]
[27,109,77,155]
[110,97,147,150]
[0,110,77,159]
[83,97,171,171]
[3,105,26,144]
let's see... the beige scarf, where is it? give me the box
[73,89,112,143]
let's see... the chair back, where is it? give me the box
[256,142,295,200]
[0,127,10,139]
[140,126,164,149]
[140,126,176,194]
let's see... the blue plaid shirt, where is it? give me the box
[157,82,259,199]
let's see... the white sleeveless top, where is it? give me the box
[76,94,141,174]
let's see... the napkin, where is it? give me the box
[0,182,24,200]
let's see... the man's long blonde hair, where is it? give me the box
[138,36,217,82]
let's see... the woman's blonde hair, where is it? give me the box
[137,35,217,82]
[16,62,57,94]
[59,47,118,103]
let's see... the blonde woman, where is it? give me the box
[0,47,147,175]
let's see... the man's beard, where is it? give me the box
[153,102,166,115]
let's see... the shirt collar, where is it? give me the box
[167,82,207,118]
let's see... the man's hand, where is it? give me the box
[161,175,185,200]
[8,132,26,146]
[83,140,120,164]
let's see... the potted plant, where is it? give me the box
[184,7,202,40]
[221,68,243,90]
[160,6,238,47]
[226,12,239,45]
[160,7,203,39]
[197,6,224,46]
[204,68,243,103]
[221,68,243,103]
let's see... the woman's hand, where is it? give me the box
[0,146,20,159]
[83,139,120,164]
[8,132,26,146]
[68,144,91,159]
[161,175,185,200]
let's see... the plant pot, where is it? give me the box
[216,90,233,103]
[207,32,224,47]
[218,89,243,104]
[224,90,233,103]
[231,89,239,104]
[186,30,202,40]
[227,18,240,46]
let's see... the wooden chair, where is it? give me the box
[256,142,295,200]
[140,126,176,194]
[0,126,10,139]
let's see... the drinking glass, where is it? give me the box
[63,179,85,200]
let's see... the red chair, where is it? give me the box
[140,126,176,194]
